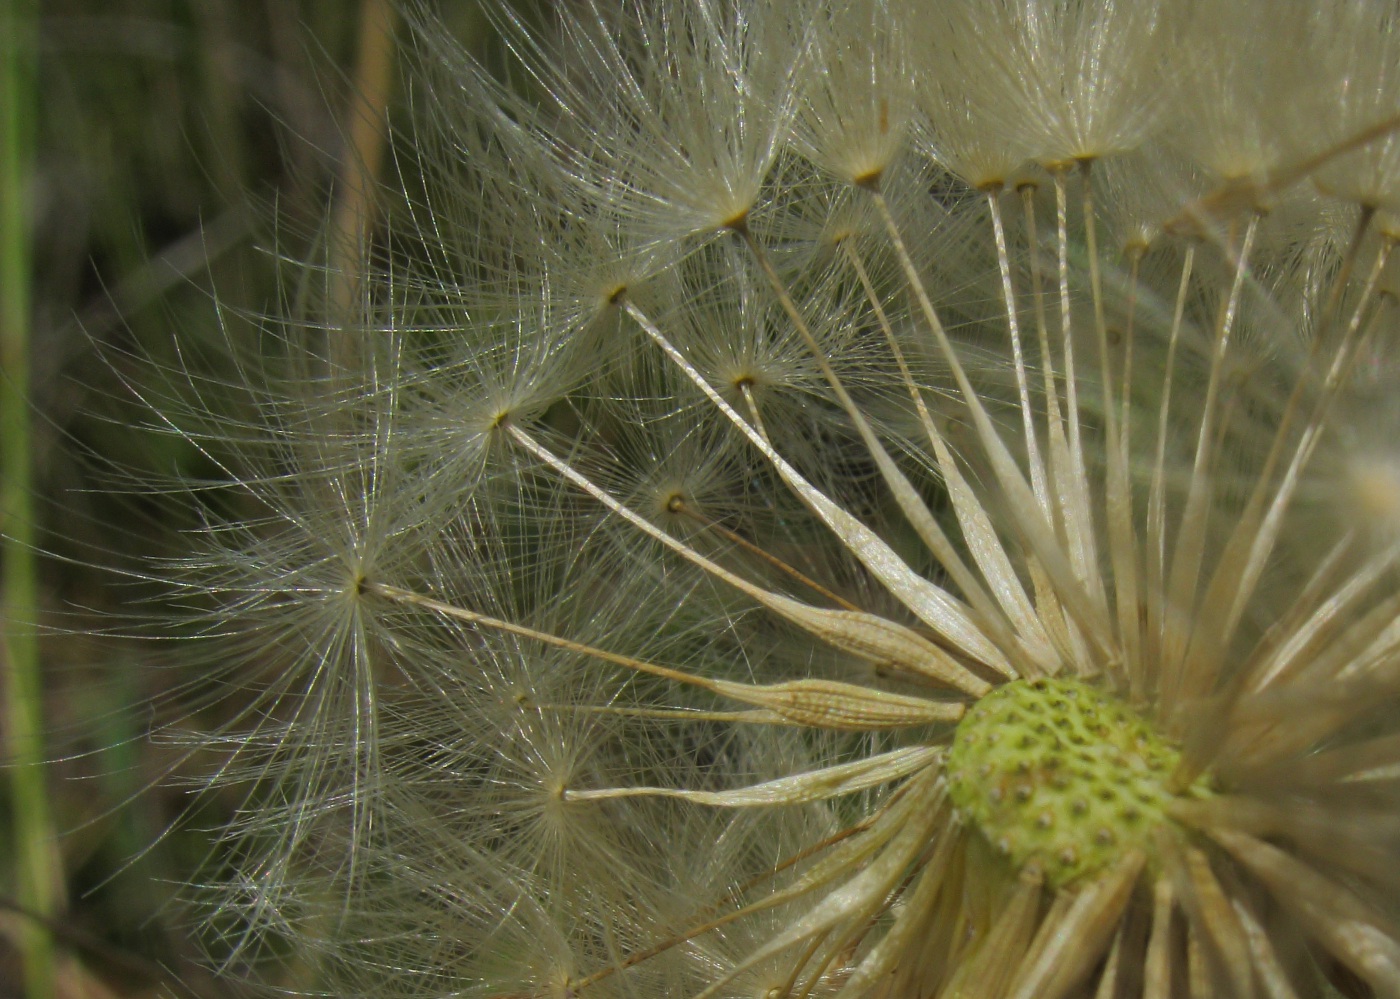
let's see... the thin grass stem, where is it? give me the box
[2,2,59,995]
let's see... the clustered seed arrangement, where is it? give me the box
[945,678,1211,887]
[121,0,1400,997]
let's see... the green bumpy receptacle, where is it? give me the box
[945,677,1210,887]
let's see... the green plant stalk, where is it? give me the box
[2,0,59,996]
[327,0,399,367]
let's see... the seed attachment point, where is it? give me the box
[946,678,1212,886]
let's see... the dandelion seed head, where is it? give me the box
[121,1,1400,996]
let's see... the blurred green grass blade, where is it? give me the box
[2,0,60,996]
